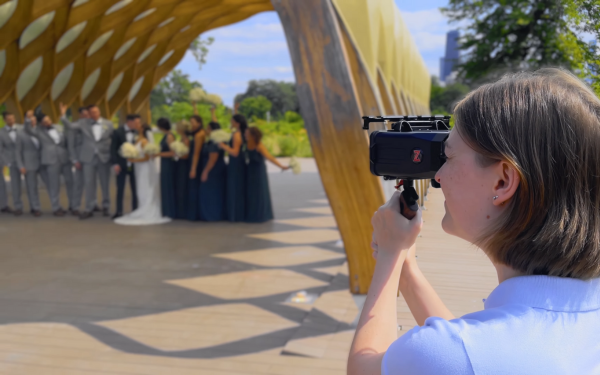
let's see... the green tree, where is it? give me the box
[430,76,470,114]
[150,69,202,108]
[188,36,215,70]
[239,95,273,120]
[442,0,600,91]
[235,80,299,118]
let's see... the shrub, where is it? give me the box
[284,111,303,123]
[278,135,299,157]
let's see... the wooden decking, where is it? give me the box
[0,168,498,374]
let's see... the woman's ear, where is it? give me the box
[492,161,520,206]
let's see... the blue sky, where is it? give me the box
[175,0,451,106]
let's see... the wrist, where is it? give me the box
[399,258,421,291]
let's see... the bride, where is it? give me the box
[114,124,171,226]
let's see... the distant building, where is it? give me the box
[440,30,460,83]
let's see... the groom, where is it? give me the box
[110,114,140,219]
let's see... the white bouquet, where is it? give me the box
[206,93,223,106]
[170,141,189,157]
[189,88,207,103]
[143,142,160,156]
[119,143,139,159]
[209,129,232,144]
[289,156,301,175]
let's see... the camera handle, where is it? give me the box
[397,179,419,220]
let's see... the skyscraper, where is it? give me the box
[440,30,460,82]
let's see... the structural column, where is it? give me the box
[273,0,385,294]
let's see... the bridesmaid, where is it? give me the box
[174,120,191,219]
[199,122,227,221]
[244,127,289,223]
[218,114,248,222]
[187,113,206,221]
[156,118,176,218]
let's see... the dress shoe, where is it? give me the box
[0,207,13,214]
[93,206,101,212]
[31,210,42,217]
[112,212,123,220]
[70,209,80,216]
[79,212,93,220]
[53,209,66,217]
[103,208,110,217]
[13,209,22,216]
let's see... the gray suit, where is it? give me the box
[24,119,74,212]
[61,116,114,213]
[15,129,41,211]
[62,118,84,211]
[0,125,23,210]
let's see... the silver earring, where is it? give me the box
[493,196,499,200]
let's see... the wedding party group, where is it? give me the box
[0,104,295,226]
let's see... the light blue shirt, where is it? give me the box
[382,276,600,374]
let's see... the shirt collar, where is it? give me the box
[484,275,600,312]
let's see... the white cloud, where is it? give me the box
[411,31,446,51]
[208,41,288,57]
[226,66,293,74]
[207,23,284,40]
[401,9,449,34]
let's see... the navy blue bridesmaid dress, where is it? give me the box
[187,138,202,221]
[160,135,176,218]
[245,149,274,223]
[199,141,227,221]
[174,138,190,219]
[225,136,246,222]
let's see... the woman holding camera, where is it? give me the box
[348,68,600,374]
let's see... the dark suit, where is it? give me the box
[110,126,137,214]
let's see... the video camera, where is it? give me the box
[362,115,451,219]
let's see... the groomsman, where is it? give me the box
[24,111,74,217]
[110,114,140,219]
[61,104,113,219]
[61,105,89,215]
[0,112,23,215]
[16,114,42,216]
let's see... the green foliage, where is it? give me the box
[239,95,272,120]
[277,136,299,157]
[152,102,231,128]
[235,80,299,118]
[284,111,303,123]
[430,76,470,114]
[150,70,202,108]
[442,0,600,91]
[188,36,214,70]
[251,115,313,158]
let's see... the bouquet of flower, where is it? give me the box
[119,143,139,159]
[170,141,189,157]
[209,129,232,144]
[189,88,207,103]
[289,156,302,175]
[143,142,160,156]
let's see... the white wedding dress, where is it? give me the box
[114,140,172,226]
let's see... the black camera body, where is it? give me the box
[363,115,451,218]
[363,115,450,181]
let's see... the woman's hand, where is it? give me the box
[371,190,422,258]
[201,170,209,182]
[189,169,196,179]
[218,142,225,150]
[281,166,290,171]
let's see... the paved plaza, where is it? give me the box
[0,160,499,374]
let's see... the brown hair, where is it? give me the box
[454,68,600,279]
[248,127,263,144]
